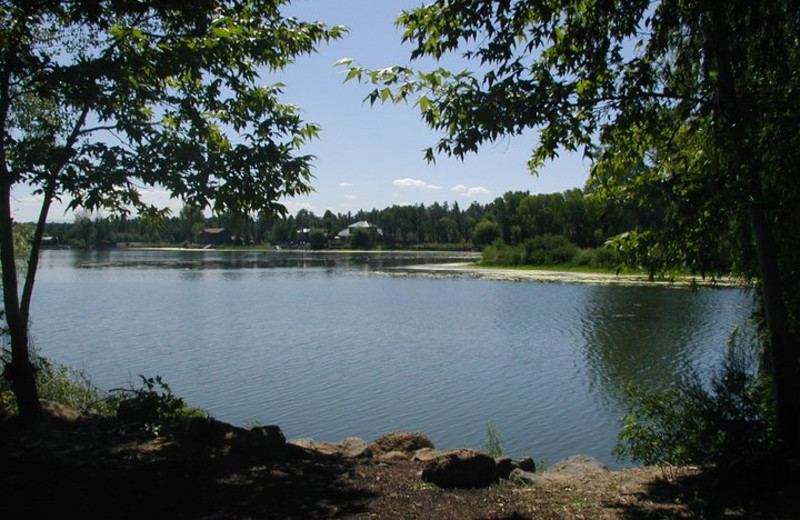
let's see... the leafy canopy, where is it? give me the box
[1,0,346,219]
[342,0,799,279]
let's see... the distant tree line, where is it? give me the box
[38,187,734,272]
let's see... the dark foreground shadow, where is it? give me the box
[1,415,374,520]
[608,461,800,520]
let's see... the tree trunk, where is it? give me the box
[704,0,800,453]
[0,179,41,422]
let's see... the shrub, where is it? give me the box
[522,234,578,265]
[308,228,327,250]
[481,239,524,266]
[0,349,119,417]
[114,375,207,434]
[349,227,373,250]
[614,330,776,468]
[483,422,505,458]
[472,219,501,247]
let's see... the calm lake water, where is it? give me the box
[29,249,754,468]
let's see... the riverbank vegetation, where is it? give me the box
[3,0,799,516]
[349,0,800,468]
[38,185,733,278]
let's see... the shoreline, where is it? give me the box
[391,262,747,288]
[90,246,745,288]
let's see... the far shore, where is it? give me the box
[110,246,747,288]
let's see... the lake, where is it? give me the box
[28,248,754,468]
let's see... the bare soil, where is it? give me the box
[2,410,797,520]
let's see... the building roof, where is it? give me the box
[337,221,383,238]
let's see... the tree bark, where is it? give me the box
[704,0,800,452]
[0,180,41,423]
[0,39,41,422]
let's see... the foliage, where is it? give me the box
[0,0,345,419]
[343,0,800,452]
[308,228,327,250]
[482,421,504,458]
[481,234,619,270]
[114,375,207,434]
[472,218,501,247]
[349,227,374,250]
[615,331,776,468]
[0,351,115,416]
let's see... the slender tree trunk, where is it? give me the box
[705,1,800,453]
[0,40,41,422]
[0,180,41,423]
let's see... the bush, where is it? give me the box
[114,375,207,434]
[481,239,524,266]
[349,227,373,250]
[308,228,327,250]
[614,330,776,468]
[483,422,505,457]
[572,246,622,269]
[1,348,206,435]
[522,234,578,265]
[0,351,117,417]
[472,219,501,247]
[482,235,581,267]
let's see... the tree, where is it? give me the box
[345,1,800,452]
[0,0,344,422]
[472,218,500,247]
[349,227,373,250]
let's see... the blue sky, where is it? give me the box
[12,0,590,223]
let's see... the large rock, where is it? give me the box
[547,454,608,475]
[339,437,372,458]
[288,437,371,458]
[183,417,287,459]
[40,400,83,422]
[421,449,498,488]
[368,431,435,456]
[508,468,548,486]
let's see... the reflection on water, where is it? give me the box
[31,249,753,468]
[578,286,754,414]
[55,248,479,273]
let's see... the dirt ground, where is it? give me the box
[2,406,798,520]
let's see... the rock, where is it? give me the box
[339,437,372,458]
[227,424,287,460]
[368,431,435,456]
[548,455,608,475]
[116,395,160,425]
[288,438,317,450]
[40,400,82,422]
[508,468,548,486]
[421,449,498,488]
[377,450,411,462]
[412,448,447,462]
[516,456,536,473]
[183,417,232,445]
[495,457,515,479]
[183,417,286,459]
[286,437,371,458]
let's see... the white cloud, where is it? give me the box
[339,181,354,188]
[451,185,492,198]
[392,178,442,190]
[344,194,358,200]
